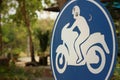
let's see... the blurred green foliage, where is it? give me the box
[0,65,53,80]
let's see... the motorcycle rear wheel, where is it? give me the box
[86,46,106,74]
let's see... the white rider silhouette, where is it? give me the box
[71,6,90,64]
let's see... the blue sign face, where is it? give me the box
[51,0,117,80]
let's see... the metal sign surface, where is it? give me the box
[51,0,117,80]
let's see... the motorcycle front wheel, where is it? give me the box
[86,46,106,74]
[56,49,68,74]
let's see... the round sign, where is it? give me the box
[51,0,117,80]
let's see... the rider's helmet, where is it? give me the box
[72,6,80,17]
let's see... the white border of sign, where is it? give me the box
[51,0,116,80]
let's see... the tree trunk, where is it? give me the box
[57,0,67,10]
[0,15,1,52]
[0,0,2,55]
[20,0,36,62]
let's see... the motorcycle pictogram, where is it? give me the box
[55,6,110,74]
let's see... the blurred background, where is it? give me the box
[0,0,120,80]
